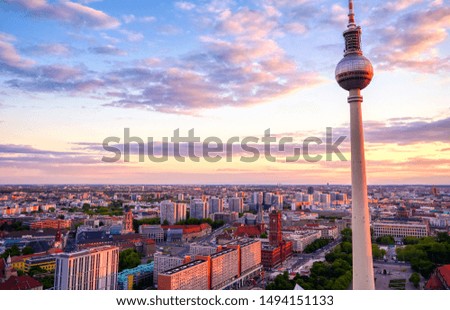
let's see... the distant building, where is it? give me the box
[209,197,224,214]
[234,225,262,238]
[228,197,244,213]
[139,225,164,243]
[285,230,322,252]
[161,224,212,242]
[273,195,283,209]
[54,246,119,290]
[213,212,238,223]
[190,199,209,219]
[30,219,71,230]
[160,200,187,225]
[372,221,430,238]
[264,193,273,206]
[299,224,339,240]
[123,208,134,234]
[252,192,263,206]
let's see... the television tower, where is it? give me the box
[335,0,375,290]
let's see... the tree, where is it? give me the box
[260,232,268,238]
[1,245,21,258]
[266,271,294,290]
[82,203,91,211]
[341,228,352,243]
[372,244,385,259]
[409,272,420,288]
[211,220,225,229]
[403,236,419,245]
[162,219,169,226]
[28,266,47,276]
[304,238,331,253]
[21,246,34,255]
[376,235,395,245]
[40,275,55,290]
[119,249,141,272]
[48,207,56,213]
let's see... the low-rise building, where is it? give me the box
[372,221,430,238]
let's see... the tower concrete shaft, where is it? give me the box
[349,89,375,290]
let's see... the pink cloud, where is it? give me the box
[371,6,450,72]
[4,0,120,29]
[0,33,35,69]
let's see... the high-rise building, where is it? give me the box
[190,199,209,219]
[269,211,282,247]
[153,253,185,285]
[307,186,314,195]
[158,260,209,290]
[54,246,119,290]
[228,197,243,213]
[253,192,263,206]
[228,240,262,275]
[320,193,331,207]
[335,0,375,290]
[160,200,187,225]
[209,197,223,214]
[264,192,273,206]
[273,195,283,209]
[157,240,262,290]
[256,204,266,232]
[205,248,239,290]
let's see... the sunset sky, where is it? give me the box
[0,0,449,184]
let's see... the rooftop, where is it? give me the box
[160,259,206,276]
[0,275,42,290]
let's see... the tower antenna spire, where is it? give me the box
[348,0,356,27]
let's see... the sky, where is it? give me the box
[0,0,449,185]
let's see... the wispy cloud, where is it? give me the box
[122,14,156,24]
[89,45,127,56]
[4,0,120,29]
[23,43,74,56]
[0,32,35,69]
[175,2,196,11]
[119,30,144,42]
[369,5,450,73]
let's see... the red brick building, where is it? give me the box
[30,219,71,230]
[261,210,293,269]
[425,265,450,290]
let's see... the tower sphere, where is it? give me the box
[335,54,373,91]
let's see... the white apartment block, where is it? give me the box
[54,246,119,290]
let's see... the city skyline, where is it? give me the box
[0,0,449,185]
